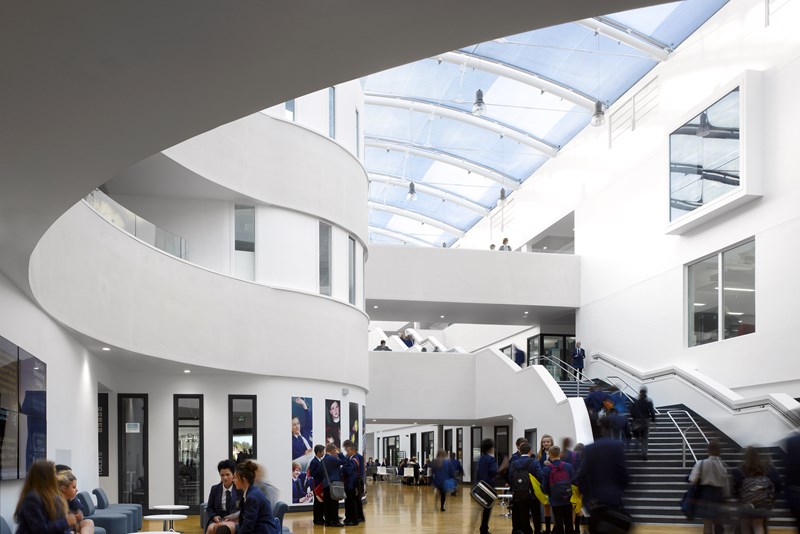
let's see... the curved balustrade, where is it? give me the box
[85,189,187,259]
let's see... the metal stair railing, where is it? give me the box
[665,409,709,467]
[539,355,587,396]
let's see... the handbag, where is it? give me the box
[470,479,497,509]
[680,460,703,519]
[321,455,347,501]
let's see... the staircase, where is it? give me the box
[555,382,793,527]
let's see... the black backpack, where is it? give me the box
[511,458,534,501]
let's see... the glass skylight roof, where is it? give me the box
[363,0,728,248]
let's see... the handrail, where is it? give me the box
[666,410,709,467]
[592,352,800,430]
[605,374,662,415]
[540,354,578,379]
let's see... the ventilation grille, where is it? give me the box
[609,77,659,147]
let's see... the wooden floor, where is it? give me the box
[145,481,796,534]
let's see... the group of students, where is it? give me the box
[475,435,585,534]
[12,460,95,534]
[203,458,280,534]
[476,430,631,534]
[305,440,366,527]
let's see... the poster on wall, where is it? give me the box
[291,397,313,471]
[18,348,47,478]
[348,402,359,450]
[325,399,341,447]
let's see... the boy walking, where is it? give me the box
[542,446,575,534]
[508,442,543,534]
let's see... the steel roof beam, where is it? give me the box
[576,18,670,62]
[369,173,490,216]
[365,136,519,190]
[368,201,466,237]
[437,51,595,110]
[365,93,558,157]
[369,226,436,248]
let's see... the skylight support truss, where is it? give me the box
[437,51,596,110]
[369,173,490,216]
[369,226,436,248]
[366,136,519,190]
[365,93,558,157]
[368,201,466,237]
[576,18,670,61]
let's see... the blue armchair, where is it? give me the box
[92,487,143,530]
[76,491,131,534]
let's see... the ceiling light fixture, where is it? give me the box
[440,315,445,319]
[184,369,191,373]
[693,303,706,307]
[696,111,711,137]
[591,101,605,127]
[101,347,111,351]
[499,188,507,207]
[472,89,486,116]
[373,305,379,309]
[406,181,417,201]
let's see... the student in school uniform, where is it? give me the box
[542,446,576,534]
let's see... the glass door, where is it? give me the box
[118,395,148,511]
[470,427,482,483]
[174,395,203,512]
[421,431,434,464]
[229,395,256,461]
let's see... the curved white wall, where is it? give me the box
[261,80,365,162]
[30,202,369,389]
[163,111,368,247]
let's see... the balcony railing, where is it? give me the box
[84,189,187,259]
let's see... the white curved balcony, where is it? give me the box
[29,201,370,389]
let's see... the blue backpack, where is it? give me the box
[548,463,572,505]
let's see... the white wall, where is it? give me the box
[367,349,592,452]
[30,203,370,389]
[261,80,364,161]
[454,0,800,397]
[366,246,580,307]
[0,273,106,525]
[163,112,368,247]
[95,370,366,510]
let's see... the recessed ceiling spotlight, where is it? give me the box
[184,369,191,374]
[372,419,377,422]
[440,315,445,319]
[101,347,111,351]
[373,305,379,309]
[524,311,529,315]
[507,417,513,420]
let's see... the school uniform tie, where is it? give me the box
[224,489,231,514]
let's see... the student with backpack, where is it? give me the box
[542,446,575,534]
[732,446,782,534]
[508,442,543,534]
[476,439,499,534]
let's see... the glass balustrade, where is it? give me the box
[85,189,187,259]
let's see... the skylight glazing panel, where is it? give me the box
[417,162,499,204]
[421,116,543,178]
[368,210,393,228]
[606,0,728,49]
[368,232,409,246]
[368,184,480,229]
[385,215,454,243]
[469,25,655,104]
[364,146,434,180]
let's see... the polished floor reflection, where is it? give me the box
[144,480,795,533]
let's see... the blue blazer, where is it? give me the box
[206,482,238,526]
[476,454,498,485]
[508,456,543,485]
[342,454,358,490]
[320,453,347,488]
[574,438,628,508]
[432,459,456,490]
[14,491,70,534]
[238,484,277,534]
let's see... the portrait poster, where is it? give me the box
[291,397,313,471]
[325,399,341,448]
[348,402,359,450]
